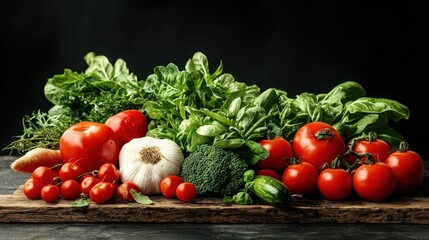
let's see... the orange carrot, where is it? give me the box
[10,148,63,173]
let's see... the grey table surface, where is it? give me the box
[1,155,429,240]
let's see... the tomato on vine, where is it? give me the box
[345,132,391,166]
[353,162,396,201]
[80,175,101,196]
[59,162,85,182]
[318,166,353,201]
[89,182,116,204]
[98,163,120,184]
[31,166,55,187]
[60,179,82,200]
[292,122,345,169]
[384,142,425,194]
[41,184,61,203]
[23,178,42,199]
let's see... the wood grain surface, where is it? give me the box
[0,185,428,224]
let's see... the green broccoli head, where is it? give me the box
[179,144,249,197]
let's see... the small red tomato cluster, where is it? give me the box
[23,162,133,204]
[254,121,425,202]
[160,175,197,202]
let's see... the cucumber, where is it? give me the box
[249,175,291,206]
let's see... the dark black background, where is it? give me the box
[2,1,428,159]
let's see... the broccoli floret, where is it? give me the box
[179,144,249,197]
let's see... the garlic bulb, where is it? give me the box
[118,136,184,195]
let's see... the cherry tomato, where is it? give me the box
[31,166,55,187]
[256,169,281,181]
[60,121,120,172]
[89,182,116,204]
[59,162,85,182]
[292,121,345,169]
[385,148,425,194]
[23,178,42,199]
[117,181,140,202]
[353,162,396,201]
[318,168,353,200]
[98,163,120,184]
[80,175,101,195]
[160,175,184,198]
[345,135,391,165]
[281,161,319,196]
[255,136,293,173]
[105,109,148,147]
[60,179,82,200]
[176,182,197,202]
[41,184,61,203]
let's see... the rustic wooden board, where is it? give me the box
[1,185,429,224]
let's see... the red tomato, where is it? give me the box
[353,162,396,201]
[176,182,197,202]
[105,109,148,147]
[292,122,345,169]
[281,161,319,196]
[256,169,281,181]
[318,168,353,200]
[256,136,293,173]
[23,178,42,199]
[345,137,391,165]
[98,163,120,184]
[385,149,425,194]
[89,182,116,204]
[60,121,120,172]
[117,181,140,202]
[60,179,82,200]
[80,175,101,195]
[31,166,55,187]
[160,175,184,198]
[59,162,85,182]
[41,184,61,203]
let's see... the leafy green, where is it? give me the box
[5,51,410,162]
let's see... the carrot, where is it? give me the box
[10,148,63,173]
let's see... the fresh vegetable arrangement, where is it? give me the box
[5,51,424,207]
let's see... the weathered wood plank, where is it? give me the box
[1,187,429,224]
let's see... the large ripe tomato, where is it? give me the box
[345,133,391,165]
[385,147,425,194]
[292,121,345,169]
[105,109,148,147]
[255,136,293,173]
[281,161,319,196]
[353,162,396,201]
[318,168,353,200]
[60,121,120,172]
